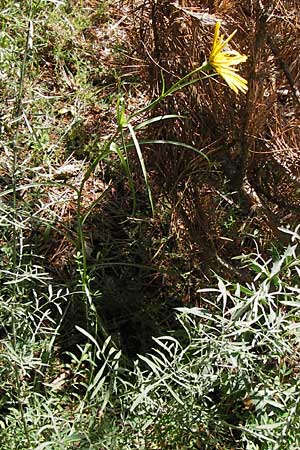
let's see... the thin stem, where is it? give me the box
[10,1,33,446]
[129,62,210,120]
[76,138,116,336]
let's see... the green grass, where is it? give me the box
[0,1,300,449]
[3,243,300,449]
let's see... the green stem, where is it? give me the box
[129,62,210,119]
[10,1,33,446]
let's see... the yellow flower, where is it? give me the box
[208,22,248,94]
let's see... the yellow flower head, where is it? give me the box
[208,22,248,94]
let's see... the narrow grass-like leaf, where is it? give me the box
[110,140,137,213]
[134,114,186,130]
[126,139,210,161]
[127,123,154,214]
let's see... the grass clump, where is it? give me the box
[1,225,300,448]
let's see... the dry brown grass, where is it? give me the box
[20,0,300,288]
[123,0,300,277]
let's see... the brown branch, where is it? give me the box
[267,36,300,105]
[241,178,290,246]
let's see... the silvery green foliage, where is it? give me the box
[122,241,300,449]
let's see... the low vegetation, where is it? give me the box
[0,1,299,448]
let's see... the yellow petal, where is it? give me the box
[218,68,248,94]
[210,22,237,59]
[213,53,247,68]
[207,22,248,94]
